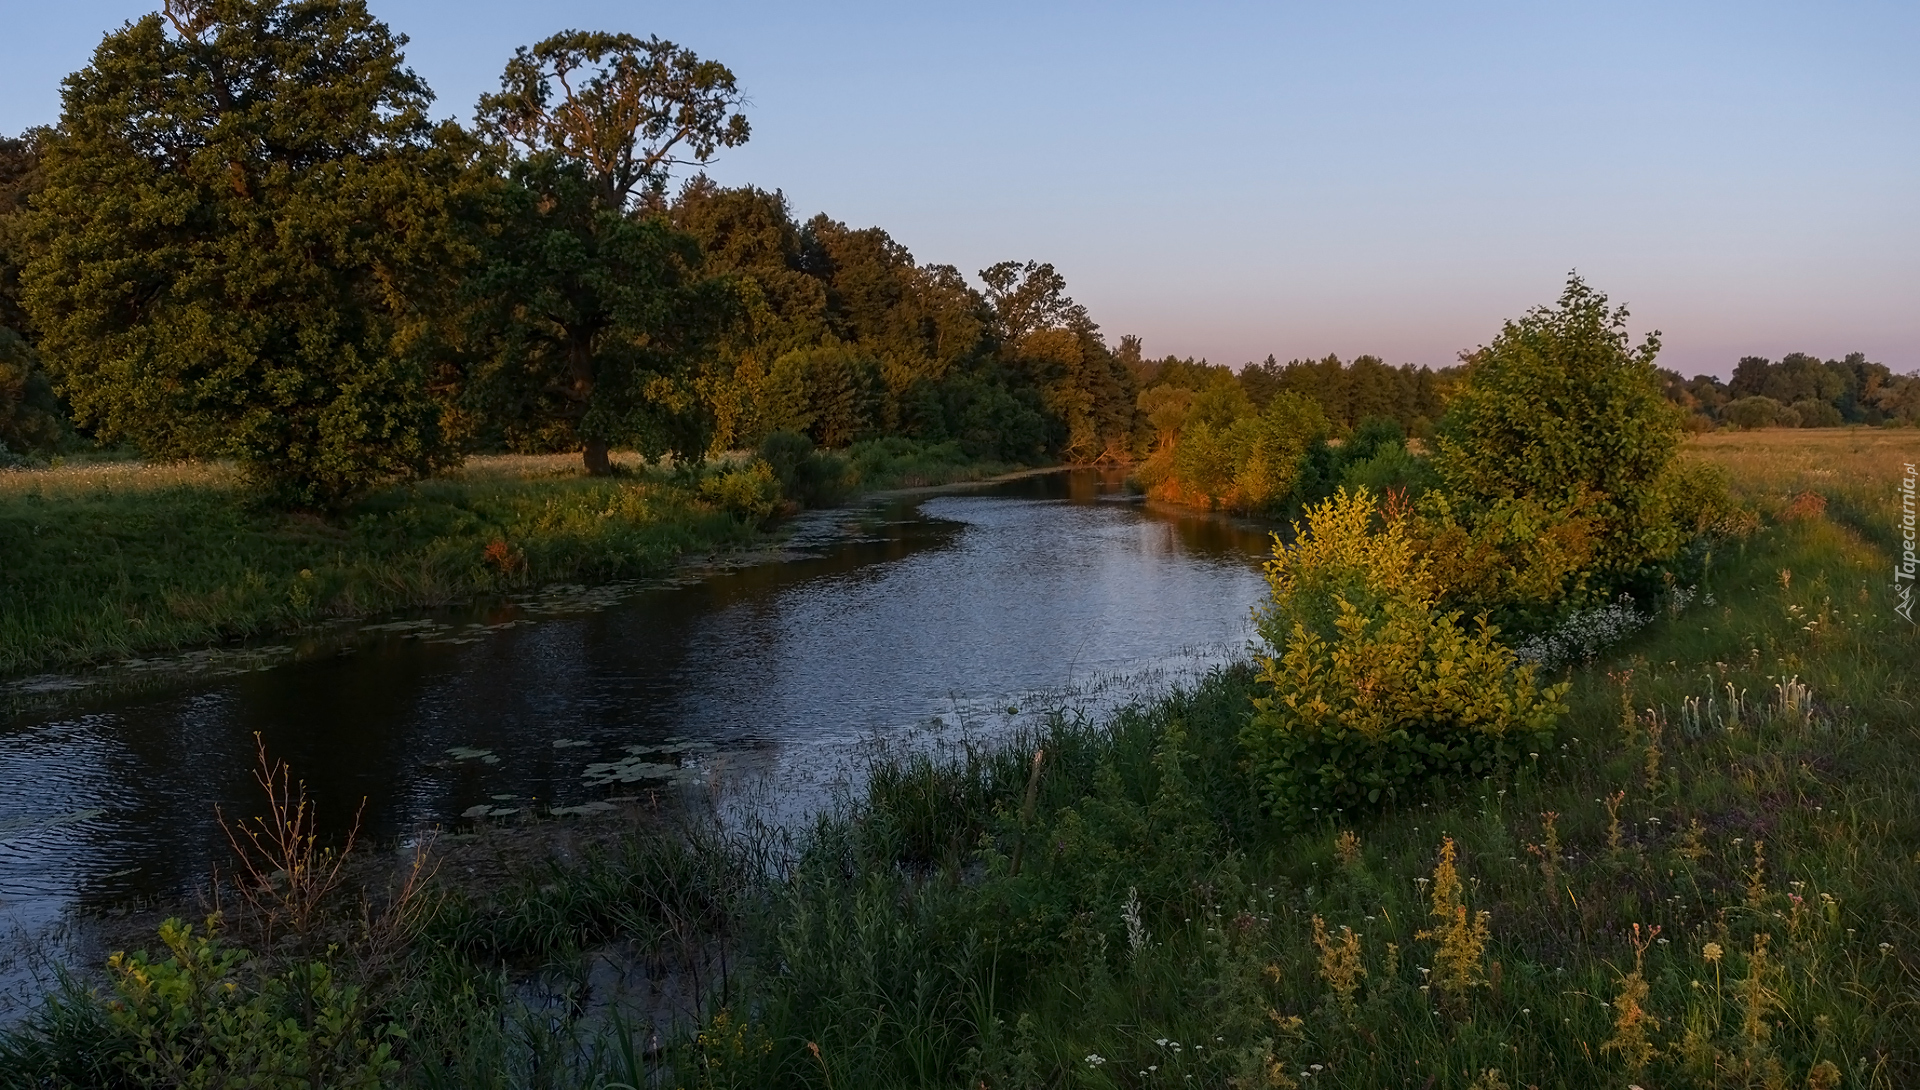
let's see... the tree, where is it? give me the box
[1724,396,1786,430]
[472,32,749,473]
[21,0,472,506]
[981,260,1136,461]
[1433,274,1685,594]
[0,129,64,456]
[479,32,748,214]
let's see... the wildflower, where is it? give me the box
[1085,1054,1106,1067]
[1123,887,1149,955]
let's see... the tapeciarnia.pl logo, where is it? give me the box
[1897,461,1917,624]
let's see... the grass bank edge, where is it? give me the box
[0,438,1042,677]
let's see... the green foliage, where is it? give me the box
[476,31,748,212]
[468,32,748,474]
[1139,383,1334,513]
[763,340,881,448]
[20,0,475,508]
[0,457,761,674]
[1789,397,1842,428]
[981,260,1138,461]
[103,917,396,1089]
[1246,489,1567,819]
[698,458,781,524]
[0,131,63,458]
[1247,591,1565,818]
[0,327,63,457]
[756,429,851,507]
[1433,273,1687,598]
[1237,352,1451,435]
[843,435,1018,490]
[1339,442,1428,497]
[1726,395,1789,430]
[464,158,734,471]
[1691,350,1920,427]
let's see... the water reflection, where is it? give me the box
[0,468,1273,1012]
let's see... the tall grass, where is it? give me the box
[0,454,763,675]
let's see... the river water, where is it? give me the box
[0,468,1273,1014]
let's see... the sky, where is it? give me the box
[4,0,1916,377]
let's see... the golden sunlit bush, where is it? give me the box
[1246,490,1568,819]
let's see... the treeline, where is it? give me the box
[0,0,1469,514]
[1662,352,1920,430]
[1124,350,1452,514]
[0,1,1145,504]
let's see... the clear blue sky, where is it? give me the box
[5,0,1916,377]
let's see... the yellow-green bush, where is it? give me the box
[104,917,396,1089]
[1245,489,1568,818]
[698,458,782,524]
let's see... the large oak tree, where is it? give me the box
[21,0,475,506]
[470,32,748,473]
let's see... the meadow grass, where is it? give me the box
[3,431,1916,1089]
[0,453,760,675]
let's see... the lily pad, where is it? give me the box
[581,757,681,786]
[549,800,617,817]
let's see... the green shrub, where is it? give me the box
[1340,416,1406,464]
[1245,490,1567,819]
[699,458,782,524]
[1433,274,1686,594]
[757,429,852,507]
[1789,398,1842,428]
[1725,395,1786,430]
[1340,443,1429,497]
[1150,391,1332,513]
[102,917,396,1089]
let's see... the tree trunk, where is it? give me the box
[568,337,608,475]
[583,437,613,476]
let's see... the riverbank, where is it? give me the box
[3,433,1913,1088]
[0,444,1037,677]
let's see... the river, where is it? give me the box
[0,467,1273,1015]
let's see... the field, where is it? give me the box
[3,429,1918,1089]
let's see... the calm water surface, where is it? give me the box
[0,468,1272,1011]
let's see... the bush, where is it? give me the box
[1149,391,1332,513]
[100,917,397,1089]
[1433,275,1685,594]
[1340,443,1430,497]
[699,458,783,524]
[1245,490,1568,820]
[1725,395,1785,430]
[1335,419,1431,498]
[1790,398,1842,428]
[757,429,851,507]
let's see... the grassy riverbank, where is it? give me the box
[0,441,1027,676]
[3,431,1916,1089]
